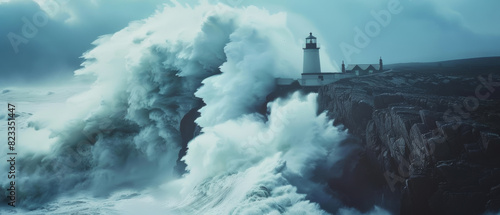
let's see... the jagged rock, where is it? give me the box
[419,110,439,129]
[479,169,500,189]
[429,190,488,215]
[428,137,453,162]
[409,123,431,167]
[365,120,381,158]
[352,100,373,129]
[374,93,405,109]
[481,132,500,158]
[316,58,500,214]
[486,199,500,213]
[490,184,500,198]
[401,175,437,215]
[463,143,483,161]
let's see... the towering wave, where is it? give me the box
[1,2,390,214]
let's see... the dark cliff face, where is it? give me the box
[317,57,500,215]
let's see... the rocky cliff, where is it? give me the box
[318,57,500,215]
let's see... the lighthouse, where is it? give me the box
[302,32,321,74]
[276,32,385,88]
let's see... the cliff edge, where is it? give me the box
[318,57,500,215]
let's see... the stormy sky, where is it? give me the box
[1,0,499,86]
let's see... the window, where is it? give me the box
[306,38,316,44]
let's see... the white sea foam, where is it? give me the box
[0,2,390,214]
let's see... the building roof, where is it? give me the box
[346,64,379,71]
[306,32,316,39]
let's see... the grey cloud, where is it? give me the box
[0,0,160,86]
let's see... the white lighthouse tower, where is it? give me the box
[302,32,321,74]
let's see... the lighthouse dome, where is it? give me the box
[306,32,316,39]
